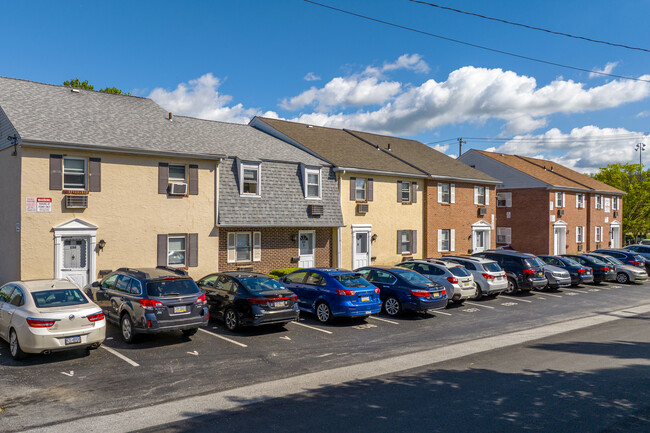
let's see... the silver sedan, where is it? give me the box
[0,279,106,360]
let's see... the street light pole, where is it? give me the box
[635,142,646,166]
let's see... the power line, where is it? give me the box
[303,0,650,83]
[429,134,649,145]
[409,0,650,53]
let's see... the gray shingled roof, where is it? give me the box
[0,76,326,165]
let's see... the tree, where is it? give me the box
[62,78,130,95]
[593,163,650,241]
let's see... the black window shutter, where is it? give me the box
[49,154,63,190]
[158,163,169,194]
[188,233,198,267]
[397,181,403,202]
[89,157,101,192]
[412,230,417,254]
[188,164,199,195]
[349,177,356,201]
[157,234,168,266]
[396,230,402,254]
[368,178,374,201]
[412,182,417,203]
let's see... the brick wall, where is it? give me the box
[218,227,332,274]
[425,181,496,257]
[495,188,550,254]
[549,191,589,254]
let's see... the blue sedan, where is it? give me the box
[355,266,448,316]
[280,268,381,323]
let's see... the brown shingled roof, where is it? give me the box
[475,150,624,194]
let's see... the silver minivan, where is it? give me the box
[439,256,507,299]
[396,259,476,304]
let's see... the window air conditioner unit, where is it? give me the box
[309,204,324,216]
[596,243,601,249]
[357,203,369,214]
[497,235,507,243]
[577,244,583,251]
[168,182,188,196]
[613,211,619,218]
[558,209,565,216]
[65,195,88,209]
[478,207,487,216]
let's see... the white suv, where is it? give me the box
[439,256,507,299]
[396,259,476,304]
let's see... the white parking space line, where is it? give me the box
[289,321,333,334]
[464,301,495,309]
[198,328,248,347]
[542,292,563,298]
[561,288,585,293]
[368,316,399,325]
[515,298,533,303]
[536,297,546,300]
[101,345,140,367]
[433,310,452,316]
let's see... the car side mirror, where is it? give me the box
[279,277,286,283]
[91,281,100,288]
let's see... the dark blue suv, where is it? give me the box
[87,267,209,343]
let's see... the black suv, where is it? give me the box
[472,250,547,294]
[87,267,209,343]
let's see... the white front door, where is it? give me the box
[60,237,90,288]
[298,231,315,268]
[472,229,489,253]
[553,227,566,255]
[611,226,620,248]
[354,231,370,268]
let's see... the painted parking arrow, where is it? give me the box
[280,336,291,340]
[61,371,74,377]
[187,351,199,356]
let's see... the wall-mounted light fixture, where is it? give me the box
[97,239,106,252]
[291,234,298,242]
[371,234,378,242]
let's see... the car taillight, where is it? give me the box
[410,289,430,297]
[578,268,586,274]
[335,289,357,296]
[481,273,495,279]
[600,267,610,271]
[630,261,641,265]
[26,318,57,328]
[522,268,536,275]
[446,277,458,284]
[289,295,298,301]
[248,298,269,305]
[139,299,163,308]
[86,312,105,322]
[374,287,380,293]
[196,293,207,304]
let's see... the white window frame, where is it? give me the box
[355,178,367,201]
[168,164,187,182]
[497,192,512,208]
[304,167,322,200]
[576,226,584,243]
[595,226,603,243]
[400,181,411,203]
[437,229,455,252]
[555,192,565,208]
[167,235,187,267]
[475,186,486,205]
[595,195,603,209]
[438,183,454,204]
[62,157,87,191]
[227,232,261,263]
[399,230,412,254]
[496,227,512,244]
[576,193,585,209]
[612,196,619,210]
[239,162,262,197]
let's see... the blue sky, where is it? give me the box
[3,0,650,172]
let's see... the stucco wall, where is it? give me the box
[19,147,220,282]
[337,173,425,269]
[0,146,21,285]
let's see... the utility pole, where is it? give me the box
[635,142,646,166]
[457,137,466,158]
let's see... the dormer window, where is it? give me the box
[304,167,322,199]
[239,162,261,196]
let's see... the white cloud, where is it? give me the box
[364,53,430,77]
[589,61,619,78]
[304,72,321,81]
[431,143,449,153]
[148,73,277,124]
[493,126,650,172]
[282,66,650,136]
[637,111,650,118]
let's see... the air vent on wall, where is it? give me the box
[309,204,324,217]
[614,211,619,218]
[357,203,369,214]
[558,209,565,216]
[577,244,583,251]
[65,195,88,209]
[478,207,487,216]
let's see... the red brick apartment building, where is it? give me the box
[458,150,624,255]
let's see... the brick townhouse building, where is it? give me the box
[458,150,624,255]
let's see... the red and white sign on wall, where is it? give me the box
[26,197,52,213]
[25,197,37,212]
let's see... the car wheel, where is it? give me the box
[182,328,198,337]
[474,284,483,300]
[315,301,332,323]
[383,296,401,316]
[616,272,630,284]
[505,278,518,295]
[224,308,240,331]
[120,314,136,343]
[9,329,26,360]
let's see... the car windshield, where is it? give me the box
[562,257,581,267]
[602,256,624,265]
[392,269,433,285]
[32,289,89,308]
[483,262,501,272]
[146,278,200,297]
[335,274,372,288]
[588,257,608,266]
[524,257,545,268]
[239,277,286,292]
[449,266,470,277]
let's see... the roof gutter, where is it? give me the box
[19,138,228,160]
[548,185,626,196]
[430,174,502,185]
[333,166,428,179]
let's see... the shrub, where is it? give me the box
[268,267,301,278]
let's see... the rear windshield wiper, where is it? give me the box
[161,292,181,297]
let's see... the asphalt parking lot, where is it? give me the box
[2,281,650,432]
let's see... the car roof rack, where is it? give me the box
[116,268,150,279]
[155,266,189,276]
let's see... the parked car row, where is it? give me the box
[1,248,647,360]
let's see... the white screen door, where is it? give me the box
[354,231,370,268]
[61,237,90,288]
[298,231,315,268]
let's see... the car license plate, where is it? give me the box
[360,296,370,302]
[65,335,81,345]
[433,292,440,297]
[173,305,187,314]
[272,301,286,307]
